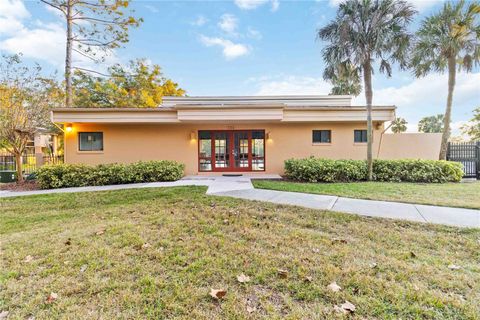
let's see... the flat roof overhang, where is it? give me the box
[51,105,396,124]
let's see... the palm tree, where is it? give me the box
[318,0,416,180]
[325,62,362,96]
[391,117,408,133]
[411,0,480,160]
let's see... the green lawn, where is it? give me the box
[1,187,479,319]
[253,180,480,209]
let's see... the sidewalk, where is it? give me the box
[1,175,479,228]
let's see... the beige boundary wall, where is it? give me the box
[64,123,442,175]
[378,133,442,160]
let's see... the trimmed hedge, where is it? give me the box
[36,160,185,189]
[284,158,464,183]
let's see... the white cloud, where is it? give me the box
[407,0,445,11]
[234,0,279,11]
[199,35,250,60]
[247,27,262,40]
[352,72,480,110]
[218,14,238,35]
[0,0,29,36]
[251,75,332,95]
[0,0,29,19]
[191,15,208,27]
[0,2,119,70]
[144,4,159,13]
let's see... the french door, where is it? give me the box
[198,130,265,172]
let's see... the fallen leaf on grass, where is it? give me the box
[46,292,58,304]
[237,274,251,283]
[0,311,9,319]
[327,282,342,292]
[304,276,313,282]
[277,269,288,278]
[95,229,105,236]
[369,262,378,269]
[334,300,355,314]
[141,243,151,249]
[448,264,461,270]
[209,289,227,300]
[312,248,320,253]
[80,264,88,273]
[331,238,347,244]
[24,255,34,263]
[246,305,256,313]
[409,251,417,258]
[64,238,71,246]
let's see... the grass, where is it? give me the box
[1,187,479,319]
[252,180,480,209]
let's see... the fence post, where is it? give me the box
[477,141,480,180]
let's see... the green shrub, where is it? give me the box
[284,158,464,183]
[36,160,185,189]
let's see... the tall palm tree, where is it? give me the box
[391,117,408,133]
[411,0,480,160]
[318,0,416,180]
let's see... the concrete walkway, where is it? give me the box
[1,175,479,228]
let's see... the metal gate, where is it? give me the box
[446,142,480,179]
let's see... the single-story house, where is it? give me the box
[51,95,442,175]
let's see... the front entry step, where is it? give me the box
[222,174,243,177]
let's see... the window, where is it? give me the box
[354,130,368,143]
[312,130,331,143]
[78,132,103,151]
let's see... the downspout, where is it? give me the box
[376,108,396,159]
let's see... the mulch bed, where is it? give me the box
[0,181,40,192]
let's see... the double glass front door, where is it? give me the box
[198,130,265,172]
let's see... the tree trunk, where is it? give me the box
[363,60,374,180]
[15,153,23,183]
[65,0,73,108]
[439,56,456,160]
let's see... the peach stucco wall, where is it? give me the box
[64,122,387,175]
[378,133,442,160]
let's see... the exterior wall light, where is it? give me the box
[266,131,271,140]
[65,124,73,133]
[190,131,197,140]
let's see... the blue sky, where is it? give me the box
[0,0,479,134]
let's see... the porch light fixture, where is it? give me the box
[266,131,271,140]
[65,124,73,133]
[190,131,197,140]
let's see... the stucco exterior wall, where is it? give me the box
[64,122,386,175]
[378,133,442,160]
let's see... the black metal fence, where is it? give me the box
[0,153,64,175]
[447,142,480,179]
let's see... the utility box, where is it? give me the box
[0,171,16,183]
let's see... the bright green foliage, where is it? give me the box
[36,160,185,189]
[284,158,463,183]
[462,107,480,141]
[418,114,446,133]
[391,117,408,133]
[73,59,185,108]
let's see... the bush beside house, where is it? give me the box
[284,158,464,183]
[36,161,185,189]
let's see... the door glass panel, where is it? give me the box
[251,130,265,171]
[198,131,212,171]
[234,132,249,168]
[214,132,230,168]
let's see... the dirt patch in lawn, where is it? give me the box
[0,181,40,192]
